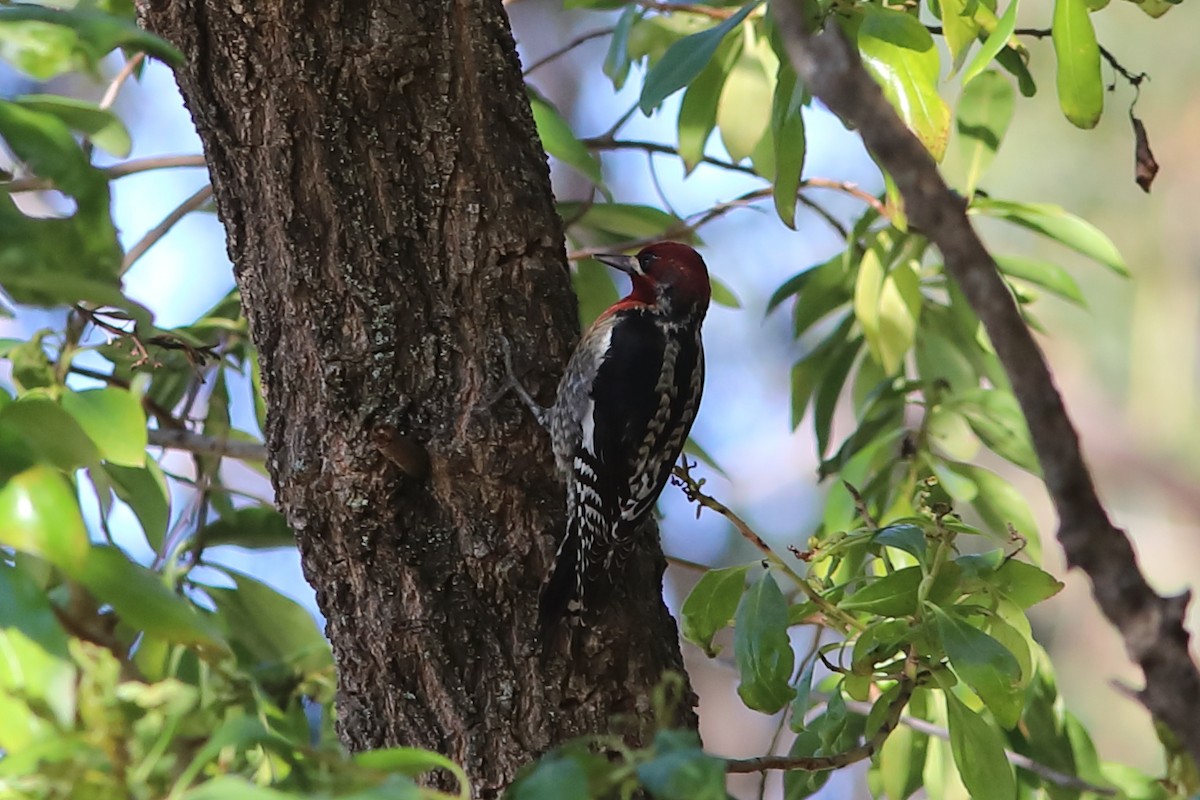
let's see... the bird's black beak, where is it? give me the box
[594,253,643,276]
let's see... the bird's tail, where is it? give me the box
[538,529,581,638]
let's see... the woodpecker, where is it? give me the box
[507,242,711,631]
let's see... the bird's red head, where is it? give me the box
[595,242,711,317]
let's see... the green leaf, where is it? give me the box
[931,458,978,502]
[683,437,729,479]
[636,737,726,800]
[839,566,921,617]
[0,19,79,80]
[733,571,794,713]
[854,241,886,360]
[953,388,1039,473]
[788,660,816,731]
[528,92,603,185]
[197,506,295,551]
[639,0,763,113]
[0,6,182,75]
[771,64,807,228]
[0,455,88,568]
[994,254,1085,306]
[943,687,1017,800]
[508,756,591,800]
[856,243,921,375]
[991,559,1064,608]
[573,258,620,327]
[0,397,99,471]
[7,335,55,391]
[928,407,981,462]
[104,462,170,553]
[813,334,863,456]
[782,730,831,799]
[0,98,96,197]
[1131,0,1176,17]
[560,202,688,243]
[176,717,298,795]
[78,546,228,650]
[1052,0,1103,129]
[356,747,471,796]
[877,690,929,800]
[0,563,76,740]
[681,564,750,656]
[716,30,773,162]
[677,35,739,173]
[857,5,951,161]
[930,605,1023,728]
[874,522,927,564]
[957,71,1015,197]
[603,6,640,91]
[961,0,1020,86]
[986,615,1033,688]
[14,94,131,157]
[60,387,147,467]
[182,777,296,800]
[940,0,982,73]
[971,198,1128,275]
[0,199,126,307]
[205,569,330,675]
[710,275,741,308]
[957,463,1040,559]
[788,254,854,334]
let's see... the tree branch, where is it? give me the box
[725,676,914,773]
[671,459,864,632]
[147,428,267,460]
[522,27,615,76]
[121,184,213,273]
[2,154,208,194]
[772,0,1200,767]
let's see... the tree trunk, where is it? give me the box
[137,0,697,794]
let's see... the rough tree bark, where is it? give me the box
[137,0,697,794]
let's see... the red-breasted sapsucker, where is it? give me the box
[509,242,711,631]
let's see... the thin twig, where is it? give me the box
[725,676,914,773]
[671,459,864,632]
[796,194,848,239]
[100,52,145,110]
[665,554,714,573]
[148,428,267,461]
[565,179,876,261]
[802,177,888,218]
[523,27,615,76]
[2,154,207,194]
[565,190,763,262]
[582,137,758,175]
[635,0,742,20]
[582,138,890,220]
[120,184,214,273]
[1009,28,1146,88]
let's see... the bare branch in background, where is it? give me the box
[100,52,145,110]
[3,154,208,194]
[522,27,614,76]
[148,428,266,461]
[121,184,213,273]
[772,0,1200,766]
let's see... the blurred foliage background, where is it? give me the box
[1,0,1198,797]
